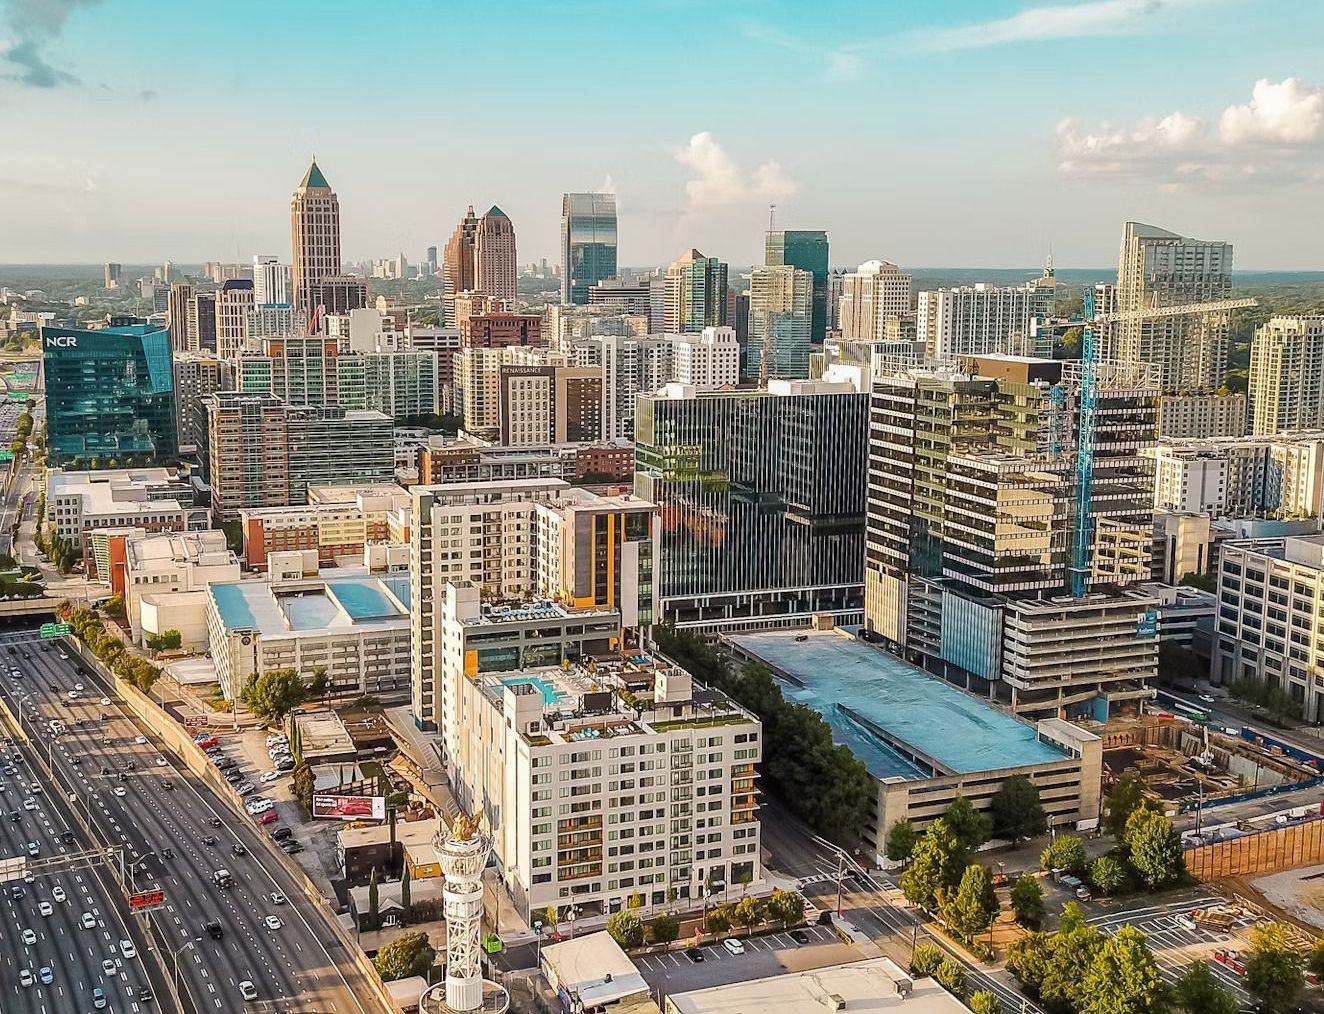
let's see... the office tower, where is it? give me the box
[1115,221,1234,393]
[425,245,438,275]
[839,261,913,342]
[635,380,868,629]
[826,268,845,332]
[172,351,232,455]
[765,229,828,343]
[864,356,1159,718]
[663,248,728,333]
[203,262,250,283]
[1156,392,1247,439]
[560,192,618,304]
[42,321,178,466]
[1249,316,1324,436]
[747,265,813,381]
[205,393,393,519]
[588,278,651,316]
[306,275,368,316]
[247,304,300,342]
[103,263,122,289]
[442,206,479,324]
[149,283,169,315]
[188,290,217,352]
[214,279,256,361]
[474,206,517,302]
[916,277,1055,359]
[337,351,440,420]
[290,159,342,315]
[672,327,740,389]
[252,255,292,306]
[166,282,195,354]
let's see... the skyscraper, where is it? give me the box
[1249,316,1324,435]
[252,255,292,306]
[560,193,618,304]
[765,229,828,343]
[103,263,122,289]
[166,281,195,354]
[474,206,517,303]
[663,248,728,333]
[838,261,913,341]
[214,279,255,361]
[290,159,342,316]
[747,264,813,381]
[1114,221,1233,393]
[442,205,479,315]
[916,278,1056,359]
[425,245,438,275]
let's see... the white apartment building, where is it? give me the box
[1146,434,1324,519]
[916,279,1054,359]
[838,260,912,341]
[1157,392,1247,439]
[214,280,256,361]
[671,327,739,389]
[252,255,292,307]
[574,334,676,440]
[1214,535,1324,723]
[435,583,761,920]
[1249,316,1324,436]
[121,530,240,645]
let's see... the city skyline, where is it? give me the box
[2,0,1322,268]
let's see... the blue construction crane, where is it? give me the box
[1070,288,1098,599]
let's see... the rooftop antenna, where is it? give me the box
[768,203,776,234]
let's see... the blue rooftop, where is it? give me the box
[211,583,258,630]
[327,581,403,621]
[728,630,1069,780]
[502,675,563,706]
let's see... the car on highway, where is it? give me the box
[201,835,217,845]
[92,986,107,1009]
[27,782,41,795]
[51,886,65,902]
[73,682,83,691]
[38,966,52,984]
[264,915,282,930]
[21,927,36,944]
[137,985,154,1002]
[26,841,38,856]
[119,938,136,959]
[685,947,704,963]
[67,690,79,699]
[155,757,168,766]
[239,980,258,1001]
[134,735,147,744]
[232,843,248,856]
[269,892,286,906]
[208,816,223,827]
[163,779,174,790]
[205,920,224,939]
[59,830,75,844]
[257,811,278,825]
[113,786,127,797]
[2,765,13,775]
[22,796,36,810]
[100,697,110,706]
[8,809,21,821]
[9,884,23,898]
[19,967,32,987]
[81,912,97,929]
[38,900,52,916]
[101,958,117,977]
[723,938,745,955]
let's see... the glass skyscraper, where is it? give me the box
[43,320,178,466]
[561,192,618,305]
[765,229,829,344]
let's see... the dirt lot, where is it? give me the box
[1252,864,1324,931]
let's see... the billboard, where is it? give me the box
[129,889,166,909]
[312,794,386,821]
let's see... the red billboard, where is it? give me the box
[128,890,165,909]
[312,794,386,821]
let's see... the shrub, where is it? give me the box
[911,944,944,977]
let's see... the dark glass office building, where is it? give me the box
[766,229,829,344]
[561,192,618,305]
[43,320,178,466]
[634,384,868,631]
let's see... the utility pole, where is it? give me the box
[835,850,846,919]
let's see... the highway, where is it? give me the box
[0,626,384,1014]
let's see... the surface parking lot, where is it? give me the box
[633,923,856,993]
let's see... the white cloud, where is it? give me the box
[914,0,1201,52]
[741,22,873,83]
[1219,77,1324,145]
[1056,78,1324,186]
[673,132,796,212]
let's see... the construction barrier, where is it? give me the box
[1186,818,1324,879]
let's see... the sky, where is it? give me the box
[1,0,1323,270]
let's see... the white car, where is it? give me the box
[26,842,38,857]
[239,980,258,1001]
[260,771,280,783]
[134,736,146,745]
[118,938,136,959]
[101,958,117,977]
[1177,913,1197,931]
[73,683,83,692]
[23,796,36,810]
[81,912,97,929]
[112,786,126,797]
[100,697,110,706]
[21,927,36,945]
[38,966,51,984]
[723,938,745,955]
[51,886,65,902]
[1198,693,1215,704]
[269,892,286,906]
[19,967,32,987]
[245,798,272,814]
[38,901,52,916]
[59,652,69,661]
[66,691,79,700]
[155,757,168,767]
[264,915,282,930]
[265,735,287,747]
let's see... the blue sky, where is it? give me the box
[2,0,1322,269]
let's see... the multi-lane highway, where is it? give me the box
[0,626,383,1014]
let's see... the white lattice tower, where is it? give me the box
[436,827,490,1012]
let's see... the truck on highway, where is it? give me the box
[212,868,234,889]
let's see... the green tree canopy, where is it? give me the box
[240,667,308,722]
[901,818,966,912]
[1172,960,1238,1014]
[766,890,805,927]
[1080,925,1166,1014]
[886,819,920,863]
[1124,809,1184,889]
[943,796,992,853]
[606,911,644,949]
[1010,875,1045,930]
[373,930,435,981]
[1090,856,1125,896]
[942,864,999,944]
[1245,923,1304,1013]
[971,991,1001,1014]
[910,943,944,977]
[706,904,733,935]
[734,895,764,934]
[1039,924,1105,1013]
[650,913,679,943]
[1104,773,1151,838]
[934,960,966,998]
[1041,834,1087,875]
[989,775,1048,843]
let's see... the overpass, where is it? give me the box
[0,598,58,619]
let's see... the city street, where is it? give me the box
[0,626,385,1014]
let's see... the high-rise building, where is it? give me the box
[42,321,178,466]
[205,393,393,520]
[1114,221,1233,393]
[672,327,740,389]
[214,279,255,361]
[461,312,542,349]
[663,249,728,333]
[588,278,651,317]
[1156,392,1247,439]
[474,206,517,303]
[560,192,618,304]
[172,351,233,455]
[747,265,813,381]
[635,380,868,629]
[290,159,342,316]
[103,263,122,289]
[442,205,479,321]
[425,245,438,275]
[915,277,1055,359]
[765,229,828,343]
[497,364,603,446]
[188,290,217,353]
[838,261,913,341]
[166,281,195,354]
[306,275,368,316]
[252,255,292,307]
[573,333,675,440]
[1249,316,1324,436]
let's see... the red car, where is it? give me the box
[194,736,219,749]
[257,811,278,825]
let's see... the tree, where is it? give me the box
[1308,941,1324,980]
[373,930,435,981]
[543,905,559,933]
[934,960,966,998]
[1040,923,1104,1014]
[1104,773,1151,838]
[1124,809,1184,889]
[1041,834,1087,876]
[292,761,315,812]
[989,775,1048,843]
[901,818,966,912]
[942,864,999,944]
[886,819,920,863]
[650,913,680,944]
[399,865,411,925]
[707,904,732,935]
[766,890,805,928]
[1058,901,1087,935]
[1244,922,1304,1013]
[1089,856,1125,896]
[943,796,992,853]
[971,992,1001,1014]
[1010,875,1045,929]
[239,667,308,723]
[366,869,380,931]
[1080,925,1165,1014]
[910,944,944,977]
[1007,932,1051,996]
[1172,960,1238,1014]
[606,911,644,949]
[308,665,330,698]
[734,895,764,936]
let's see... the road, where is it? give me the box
[0,625,384,1014]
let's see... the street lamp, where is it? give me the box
[533,920,544,968]
[170,935,201,1014]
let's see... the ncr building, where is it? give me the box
[43,318,178,468]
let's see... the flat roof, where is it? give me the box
[728,630,1069,780]
[210,576,409,636]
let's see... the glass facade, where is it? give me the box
[561,193,618,304]
[765,230,829,344]
[43,322,178,466]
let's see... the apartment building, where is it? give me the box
[417,439,634,487]
[214,279,255,361]
[172,351,233,455]
[915,274,1054,360]
[1249,316,1324,436]
[838,260,912,341]
[1156,392,1247,439]
[671,328,739,389]
[1146,434,1324,519]
[498,364,603,446]
[573,333,675,440]
[241,484,408,570]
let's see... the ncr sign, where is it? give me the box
[45,335,77,349]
